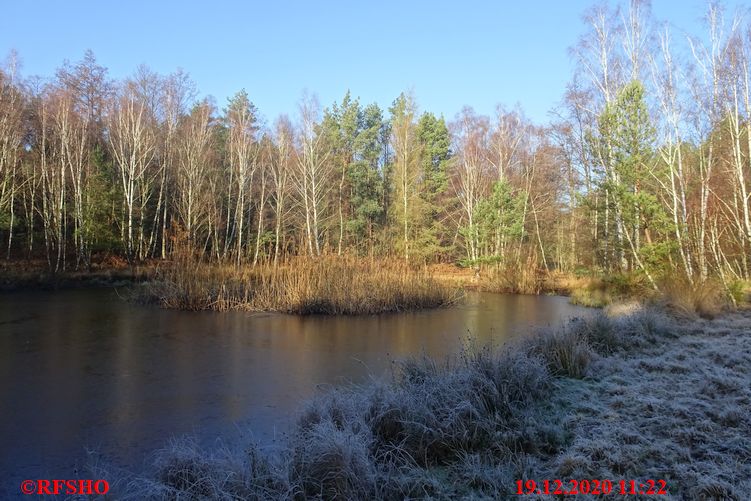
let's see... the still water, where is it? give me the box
[0,288,588,496]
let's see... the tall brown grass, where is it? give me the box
[140,254,462,315]
[567,273,655,308]
[479,256,549,295]
[658,276,728,319]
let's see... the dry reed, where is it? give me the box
[479,256,549,295]
[658,276,728,319]
[140,254,462,315]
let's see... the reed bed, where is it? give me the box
[140,255,462,315]
[477,257,549,295]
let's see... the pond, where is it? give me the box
[0,288,589,497]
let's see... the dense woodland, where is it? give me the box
[1,1,751,294]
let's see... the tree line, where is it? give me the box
[1,0,751,291]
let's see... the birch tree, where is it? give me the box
[224,90,259,263]
[575,3,627,270]
[650,27,694,281]
[488,107,526,258]
[175,100,215,245]
[0,62,24,258]
[253,136,271,265]
[38,93,67,270]
[723,24,751,278]
[270,115,293,264]
[52,90,90,267]
[293,94,331,256]
[156,70,195,258]
[452,107,489,263]
[108,84,157,260]
[687,4,731,280]
[388,92,422,261]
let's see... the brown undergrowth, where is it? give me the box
[0,256,153,291]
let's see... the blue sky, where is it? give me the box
[0,1,735,125]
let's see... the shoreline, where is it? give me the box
[0,259,578,296]
[2,258,745,319]
[99,306,750,499]
[0,264,153,292]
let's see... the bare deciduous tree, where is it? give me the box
[108,83,157,260]
[293,94,332,257]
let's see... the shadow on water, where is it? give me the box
[0,288,589,496]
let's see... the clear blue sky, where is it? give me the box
[0,1,734,125]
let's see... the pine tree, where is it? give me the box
[597,80,661,287]
[416,112,452,260]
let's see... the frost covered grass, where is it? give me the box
[550,310,751,500]
[110,308,751,499]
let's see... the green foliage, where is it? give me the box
[592,80,671,278]
[725,280,747,306]
[322,93,388,251]
[347,160,384,239]
[602,272,651,296]
[457,254,504,268]
[599,81,655,184]
[387,92,425,259]
[639,241,675,274]
[350,103,388,243]
[86,146,121,253]
[223,89,258,128]
[415,112,452,260]
[417,112,451,189]
[569,271,656,308]
[472,179,525,259]
[0,210,9,231]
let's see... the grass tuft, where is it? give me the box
[659,276,727,319]
[292,420,375,500]
[524,327,592,378]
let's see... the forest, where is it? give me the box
[1,2,751,308]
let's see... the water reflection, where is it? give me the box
[0,288,588,497]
